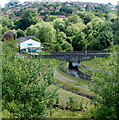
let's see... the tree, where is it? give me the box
[64,14,84,27]
[60,6,73,14]
[26,22,56,43]
[56,31,67,44]
[67,14,83,24]
[2,26,9,34]
[85,17,114,50]
[16,9,39,30]
[0,17,14,29]
[77,11,95,24]
[17,29,26,38]
[53,18,66,32]
[2,41,58,118]
[5,0,20,8]
[91,45,119,119]
[44,15,57,22]
[0,24,3,40]
[54,43,62,52]
[72,32,86,51]
[66,22,86,37]
[25,25,39,37]
[61,41,73,52]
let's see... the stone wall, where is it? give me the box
[59,62,92,81]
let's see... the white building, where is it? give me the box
[18,38,44,53]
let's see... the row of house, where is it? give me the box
[2,1,117,20]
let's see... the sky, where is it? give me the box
[0,0,118,8]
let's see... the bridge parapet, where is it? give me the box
[42,52,108,62]
[50,50,108,55]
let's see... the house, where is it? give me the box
[18,37,44,53]
[4,30,17,40]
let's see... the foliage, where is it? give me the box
[56,31,67,44]
[0,17,14,29]
[66,22,85,36]
[2,2,118,52]
[66,97,78,109]
[91,45,119,119]
[16,9,39,30]
[72,32,86,51]
[44,15,57,22]
[2,26,9,34]
[67,14,83,24]
[16,29,26,38]
[53,18,66,32]
[60,6,74,14]
[5,0,20,8]
[2,41,58,118]
[61,41,73,52]
[26,22,56,43]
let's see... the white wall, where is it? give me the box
[20,39,41,49]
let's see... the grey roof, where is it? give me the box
[17,36,34,43]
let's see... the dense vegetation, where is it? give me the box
[91,45,119,119]
[2,41,58,118]
[1,1,119,119]
[1,1,118,52]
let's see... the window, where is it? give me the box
[28,43,32,46]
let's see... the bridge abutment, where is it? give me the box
[68,61,80,70]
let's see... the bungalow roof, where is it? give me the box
[18,36,34,43]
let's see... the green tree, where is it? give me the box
[2,26,9,34]
[56,31,67,44]
[0,24,3,40]
[54,43,62,52]
[53,18,66,32]
[2,41,58,118]
[16,9,39,30]
[61,41,73,52]
[67,14,83,24]
[44,15,57,22]
[91,45,119,119]
[77,11,95,24]
[60,6,73,14]
[66,22,86,36]
[17,29,26,38]
[26,22,56,43]
[84,17,114,50]
[0,17,14,29]
[72,32,86,51]
[5,0,20,8]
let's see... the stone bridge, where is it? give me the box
[42,51,109,62]
[34,51,109,80]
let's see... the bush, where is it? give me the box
[17,29,26,38]
[2,41,58,118]
[91,44,119,119]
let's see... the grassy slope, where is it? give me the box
[46,85,92,118]
[42,58,93,118]
[42,56,111,117]
[80,56,111,75]
[42,58,93,96]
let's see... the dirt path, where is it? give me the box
[54,69,90,91]
[54,70,74,83]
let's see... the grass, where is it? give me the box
[81,57,110,69]
[47,85,91,106]
[42,58,93,96]
[80,56,111,75]
[46,85,93,118]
